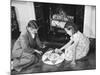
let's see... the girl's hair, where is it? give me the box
[27,20,38,29]
[64,22,78,34]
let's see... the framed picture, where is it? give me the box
[11,0,96,75]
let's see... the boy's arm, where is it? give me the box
[20,34,36,54]
[36,35,44,48]
[12,34,28,58]
[21,34,43,54]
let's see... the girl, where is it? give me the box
[55,22,90,66]
[12,20,45,72]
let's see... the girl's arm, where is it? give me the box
[71,41,79,65]
[59,39,73,51]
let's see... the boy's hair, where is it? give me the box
[64,22,78,34]
[27,20,38,29]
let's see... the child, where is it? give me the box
[55,22,90,66]
[12,20,45,72]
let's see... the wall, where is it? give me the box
[11,1,96,38]
[83,6,96,38]
[11,1,36,33]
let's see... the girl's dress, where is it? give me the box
[65,31,90,61]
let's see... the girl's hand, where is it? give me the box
[55,48,62,53]
[70,61,76,67]
[55,48,59,53]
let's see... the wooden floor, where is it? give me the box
[11,38,96,75]
[11,49,96,75]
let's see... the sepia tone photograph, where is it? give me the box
[11,0,96,75]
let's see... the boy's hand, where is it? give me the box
[40,43,46,49]
[42,44,46,48]
[38,51,43,55]
[11,61,14,70]
[34,50,43,55]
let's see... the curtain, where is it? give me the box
[83,6,96,38]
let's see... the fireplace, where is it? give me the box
[34,2,84,47]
